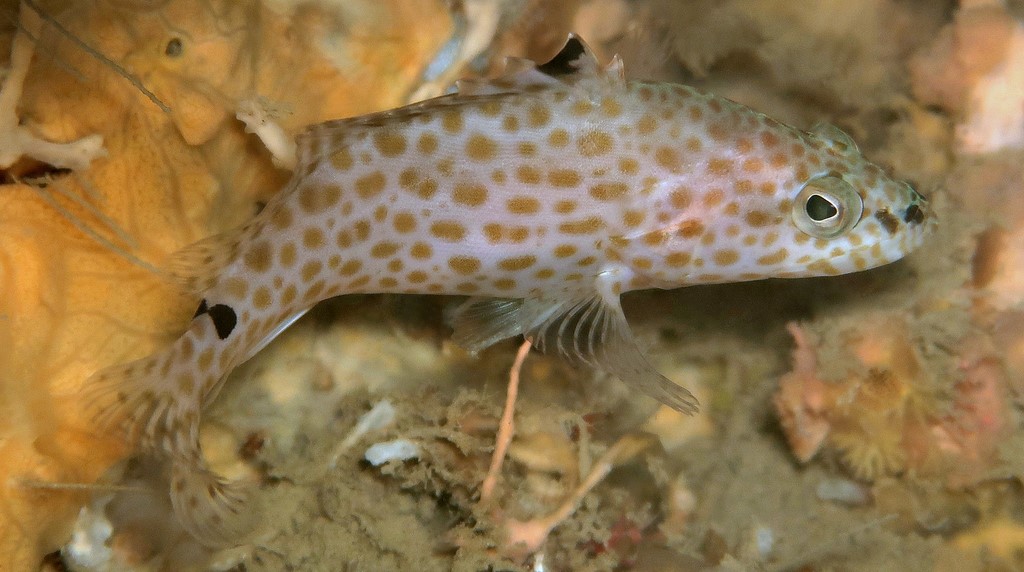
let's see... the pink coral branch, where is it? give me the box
[502,433,656,558]
[479,338,532,505]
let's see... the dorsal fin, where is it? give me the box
[537,34,594,77]
[810,122,860,155]
[454,57,559,96]
[166,229,242,293]
[294,93,461,169]
[296,34,622,169]
[456,33,623,97]
[538,33,625,83]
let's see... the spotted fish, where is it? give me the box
[86,35,934,544]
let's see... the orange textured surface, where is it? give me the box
[0,0,450,567]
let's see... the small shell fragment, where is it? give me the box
[815,477,871,506]
[365,439,420,466]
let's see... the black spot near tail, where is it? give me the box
[193,299,237,339]
[193,299,210,318]
[207,304,238,340]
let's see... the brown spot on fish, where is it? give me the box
[548,128,570,147]
[874,209,900,235]
[558,217,604,234]
[355,172,386,198]
[466,134,498,161]
[373,131,407,157]
[757,248,788,265]
[417,133,438,154]
[507,196,541,214]
[452,182,488,206]
[430,220,466,242]
[577,130,613,157]
[410,242,432,259]
[554,200,577,214]
[589,182,629,201]
[448,256,481,275]
[498,255,536,271]
[548,169,581,188]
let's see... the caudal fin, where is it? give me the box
[84,358,259,545]
[169,456,258,546]
[83,354,182,451]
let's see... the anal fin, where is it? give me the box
[449,297,551,352]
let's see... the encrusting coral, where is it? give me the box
[774,314,1011,487]
[910,0,1024,154]
[0,0,450,567]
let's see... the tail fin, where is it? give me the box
[84,356,261,545]
[169,456,258,546]
[84,353,181,452]
[83,321,211,455]
[84,352,259,545]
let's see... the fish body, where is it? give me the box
[88,36,934,543]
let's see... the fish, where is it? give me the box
[85,34,934,544]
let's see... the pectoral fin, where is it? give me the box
[449,285,699,414]
[584,298,700,414]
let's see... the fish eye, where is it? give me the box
[792,175,863,239]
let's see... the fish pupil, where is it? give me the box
[806,194,838,221]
